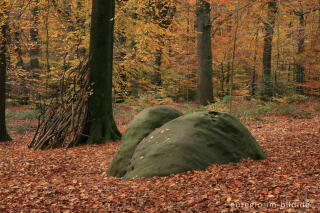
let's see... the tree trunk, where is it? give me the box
[62,0,73,32]
[0,5,12,142]
[80,0,121,144]
[229,0,240,113]
[148,0,176,89]
[196,0,213,105]
[294,12,305,94]
[220,62,224,97]
[14,30,25,69]
[152,48,162,87]
[30,0,40,104]
[30,0,40,71]
[261,0,277,101]
[274,0,281,94]
[318,0,320,36]
[251,30,259,97]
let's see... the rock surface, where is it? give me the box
[124,111,266,178]
[109,106,266,179]
[108,105,183,177]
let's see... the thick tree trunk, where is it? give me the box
[0,7,12,142]
[80,0,121,144]
[294,12,305,94]
[196,0,213,105]
[261,0,277,100]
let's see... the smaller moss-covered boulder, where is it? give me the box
[124,111,266,178]
[108,105,183,177]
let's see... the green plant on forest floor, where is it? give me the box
[235,102,312,120]
[183,105,206,114]
[282,94,310,103]
[5,109,40,121]
[14,123,37,135]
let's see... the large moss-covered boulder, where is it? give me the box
[123,111,266,178]
[108,105,183,177]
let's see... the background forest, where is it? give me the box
[1,0,320,107]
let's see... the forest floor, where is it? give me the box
[0,99,320,212]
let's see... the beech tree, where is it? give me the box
[30,0,40,71]
[318,0,320,35]
[294,10,305,94]
[29,0,40,103]
[196,0,214,105]
[260,0,277,100]
[0,1,11,142]
[80,0,121,144]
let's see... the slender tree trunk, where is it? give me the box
[45,0,50,103]
[62,0,73,32]
[318,0,320,36]
[286,21,293,87]
[251,30,259,97]
[152,48,162,87]
[261,0,277,101]
[80,0,121,144]
[226,62,231,93]
[30,0,40,104]
[11,1,27,104]
[150,0,176,89]
[294,12,305,94]
[0,4,12,142]
[14,28,29,104]
[14,30,24,68]
[317,0,320,95]
[220,62,224,97]
[30,0,40,71]
[74,0,87,62]
[229,0,240,113]
[114,35,127,103]
[196,0,213,105]
[12,0,25,69]
[274,0,281,95]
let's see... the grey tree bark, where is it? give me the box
[196,0,214,105]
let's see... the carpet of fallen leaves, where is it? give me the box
[0,102,319,212]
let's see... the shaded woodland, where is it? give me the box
[1,0,320,107]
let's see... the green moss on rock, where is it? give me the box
[107,105,183,177]
[124,111,266,178]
